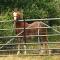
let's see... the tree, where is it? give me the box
[0,1,60,37]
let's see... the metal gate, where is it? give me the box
[0,18,60,56]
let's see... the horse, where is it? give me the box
[13,9,48,55]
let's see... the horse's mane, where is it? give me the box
[17,10,23,19]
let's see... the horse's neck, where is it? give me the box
[16,21,29,28]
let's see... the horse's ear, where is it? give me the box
[14,8,18,12]
[19,10,23,19]
[20,12,23,19]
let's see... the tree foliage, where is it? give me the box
[0,0,60,19]
[0,0,60,36]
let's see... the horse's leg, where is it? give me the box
[37,23,42,54]
[17,37,21,55]
[44,28,48,54]
[38,22,40,43]
[23,44,27,54]
[38,33,44,54]
[41,28,48,54]
[23,31,27,54]
[23,38,27,54]
[42,29,51,55]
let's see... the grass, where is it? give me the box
[0,55,60,60]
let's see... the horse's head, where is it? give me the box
[13,9,23,21]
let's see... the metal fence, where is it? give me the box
[0,18,60,56]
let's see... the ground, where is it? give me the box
[0,55,60,60]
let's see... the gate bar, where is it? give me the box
[0,18,60,22]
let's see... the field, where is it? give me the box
[0,55,60,60]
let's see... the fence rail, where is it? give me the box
[0,18,60,22]
[0,34,60,38]
[0,26,60,31]
[0,42,60,46]
[0,48,60,51]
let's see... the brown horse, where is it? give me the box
[13,9,48,55]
